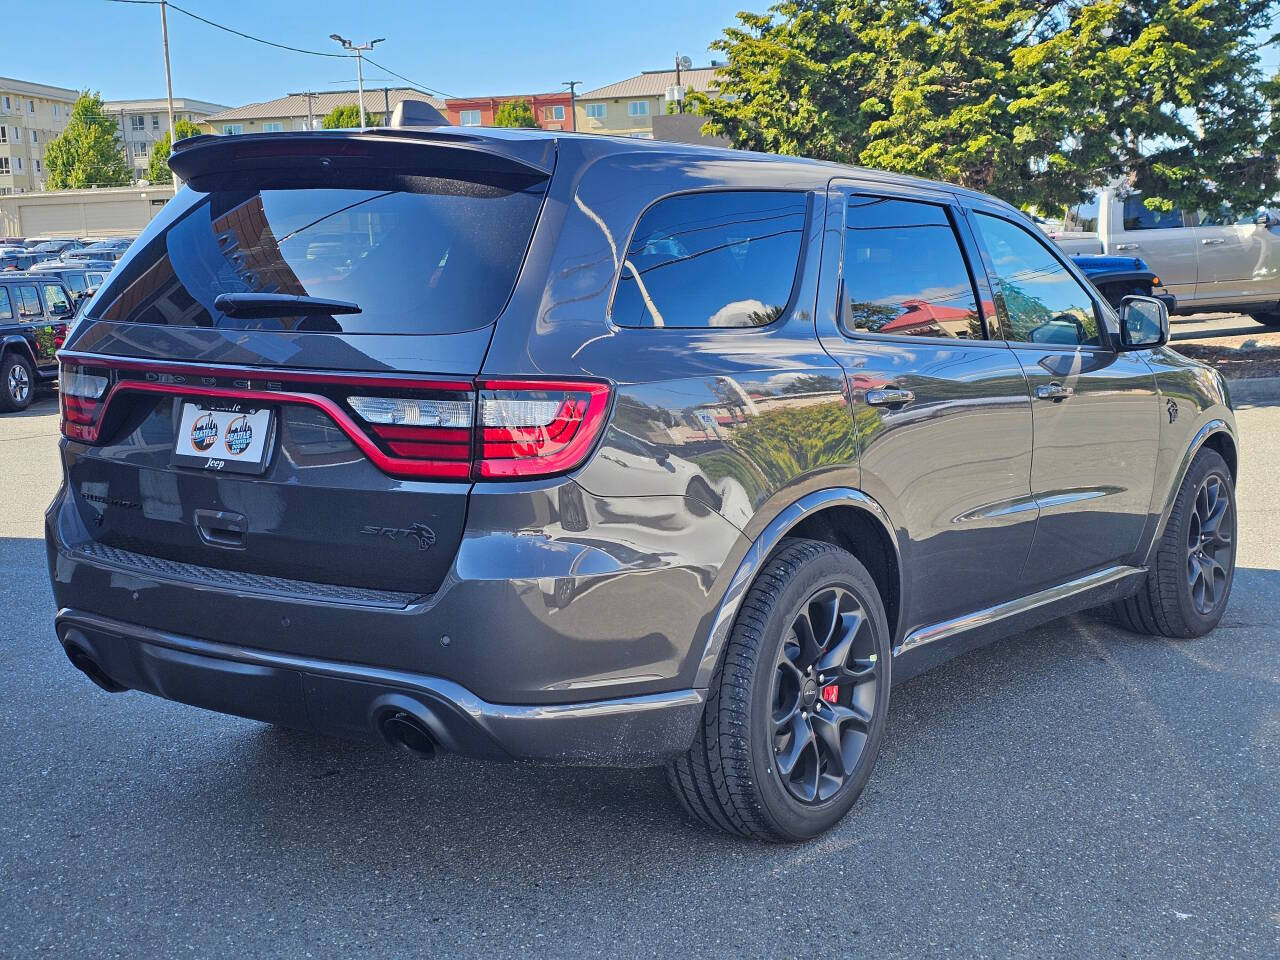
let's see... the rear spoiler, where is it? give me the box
[169,127,556,185]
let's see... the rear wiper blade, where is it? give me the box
[213,292,362,318]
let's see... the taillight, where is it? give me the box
[346,394,474,478]
[475,380,611,479]
[59,362,112,442]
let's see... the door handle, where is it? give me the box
[1115,243,1138,250]
[865,388,915,407]
[1201,237,1226,245]
[1035,382,1073,402]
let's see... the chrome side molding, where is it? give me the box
[895,564,1145,657]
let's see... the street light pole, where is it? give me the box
[330,34,385,129]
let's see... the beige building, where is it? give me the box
[0,77,78,195]
[104,97,229,181]
[0,184,174,238]
[201,88,445,135]
[575,67,719,139]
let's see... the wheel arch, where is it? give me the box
[692,488,903,688]
[1,334,38,369]
[1146,418,1237,563]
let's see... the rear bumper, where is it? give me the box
[56,608,705,765]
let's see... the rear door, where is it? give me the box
[965,204,1159,589]
[817,182,1037,636]
[1191,208,1280,307]
[61,135,553,598]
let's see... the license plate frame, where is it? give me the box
[172,400,276,475]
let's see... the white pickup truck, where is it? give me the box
[1048,186,1280,326]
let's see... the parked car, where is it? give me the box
[65,239,132,263]
[22,263,111,298]
[28,239,84,258]
[1049,186,1280,325]
[1072,253,1176,314]
[0,250,43,272]
[0,275,74,410]
[48,125,1238,841]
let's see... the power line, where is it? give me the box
[362,56,452,99]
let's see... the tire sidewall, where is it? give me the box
[1169,451,1236,633]
[1,353,34,412]
[746,548,891,841]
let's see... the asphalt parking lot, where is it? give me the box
[2,392,1277,959]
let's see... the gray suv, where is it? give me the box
[47,124,1239,841]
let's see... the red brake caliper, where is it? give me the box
[820,684,839,703]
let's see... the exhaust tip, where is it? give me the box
[380,711,436,758]
[63,642,127,693]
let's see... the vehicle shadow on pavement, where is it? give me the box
[7,533,1279,956]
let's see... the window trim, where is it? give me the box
[627,100,650,118]
[584,103,606,120]
[458,109,483,127]
[831,184,1002,348]
[0,286,12,321]
[605,186,814,332]
[963,204,1116,353]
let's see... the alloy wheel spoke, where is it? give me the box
[776,714,816,778]
[816,609,863,677]
[810,709,847,778]
[792,611,823,668]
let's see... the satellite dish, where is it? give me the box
[677,55,693,70]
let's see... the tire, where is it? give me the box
[1114,449,1236,638]
[1249,311,1280,327]
[0,351,35,413]
[666,538,891,841]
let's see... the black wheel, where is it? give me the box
[0,352,35,412]
[666,538,891,841]
[1114,449,1236,638]
[1249,311,1280,328]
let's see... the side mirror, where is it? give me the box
[1118,295,1169,349]
[1256,211,1275,227]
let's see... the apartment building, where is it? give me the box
[104,97,229,181]
[200,88,445,135]
[445,92,574,131]
[0,77,78,194]
[575,67,719,139]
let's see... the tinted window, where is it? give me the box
[63,272,88,293]
[0,288,11,320]
[1064,192,1100,233]
[1122,194,1185,231]
[612,191,806,328]
[840,197,982,339]
[974,213,1100,347]
[14,285,40,316]
[90,173,547,333]
[41,283,71,314]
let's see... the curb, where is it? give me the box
[1226,376,1280,406]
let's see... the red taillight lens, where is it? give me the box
[59,362,112,442]
[474,380,611,479]
[345,393,475,479]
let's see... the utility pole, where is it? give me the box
[384,87,390,125]
[306,90,315,130]
[330,35,385,128]
[562,80,580,132]
[160,0,177,188]
[674,53,684,114]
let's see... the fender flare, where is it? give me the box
[1145,417,1237,563]
[1,334,38,369]
[692,487,902,688]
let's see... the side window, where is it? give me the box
[0,288,11,320]
[1122,194,1186,231]
[840,196,982,339]
[64,273,88,293]
[1063,191,1101,233]
[15,285,41,316]
[973,213,1100,347]
[612,191,807,328]
[41,283,71,315]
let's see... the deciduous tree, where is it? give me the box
[146,117,203,183]
[44,91,131,190]
[493,99,539,128]
[321,103,382,129]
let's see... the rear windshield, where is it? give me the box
[89,172,547,334]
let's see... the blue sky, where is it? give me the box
[22,0,750,105]
[17,2,1280,109]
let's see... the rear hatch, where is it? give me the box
[58,131,553,598]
